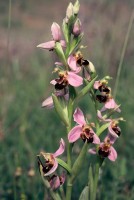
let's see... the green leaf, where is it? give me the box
[55,42,67,67]
[75,76,98,103]
[79,186,89,200]
[62,19,69,43]
[52,94,69,126]
[56,158,72,174]
[96,122,110,136]
[69,33,84,55]
[71,141,88,183]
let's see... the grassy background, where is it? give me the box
[0,0,134,199]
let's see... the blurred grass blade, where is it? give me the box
[114,10,134,98]
[88,165,94,200]
[79,186,89,200]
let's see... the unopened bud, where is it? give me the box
[51,22,61,41]
[73,0,80,15]
[66,3,74,20]
[72,18,82,36]
[89,61,96,74]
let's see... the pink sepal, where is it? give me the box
[94,81,101,89]
[67,71,83,87]
[73,108,86,125]
[68,125,82,143]
[37,41,55,50]
[92,132,100,144]
[67,55,81,73]
[42,96,53,109]
[97,110,111,122]
[108,146,117,161]
[88,148,96,155]
[53,138,65,158]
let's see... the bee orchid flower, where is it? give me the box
[68,108,100,144]
[38,138,65,176]
[89,137,117,161]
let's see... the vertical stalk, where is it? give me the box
[66,126,73,200]
[92,162,100,200]
[7,0,12,76]
[114,10,134,98]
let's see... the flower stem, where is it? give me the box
[66,127,73,200]
[66,177,73,200]
[92,162,100,200]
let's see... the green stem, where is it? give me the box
[66,126,73,200]
[114,10,134,98]
[92,163,100,200]
[66,177,73,200]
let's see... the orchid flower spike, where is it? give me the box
[38,139,65,176]
[68,108,100,144]
[37,22,66,50]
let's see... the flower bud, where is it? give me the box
[51,22,61,41]
[73,0,80,15]
[72,18,82,36]
[66,2,74,20]
[89,61,96,74]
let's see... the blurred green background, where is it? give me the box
[0,0,134,199]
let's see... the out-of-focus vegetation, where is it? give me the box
[0,0,134,199]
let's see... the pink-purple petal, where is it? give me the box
[93,133,100,144]
[108,146,117,161]
[37,41,55,50]
[108,122,119,138]
[50,79,57,85]
[67,72,83,87]
[49,175,60,190]
[97,110,111,122]
[73,108,86,125]
[88,148,96,155]
[94,81,101,89]
[44,159,58,176]
[60,40,66,48]
[105,98,117,109]
[42,96,54,108]
[67,55,78,71]
[68,125,82,143]
[53,138,65,158]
